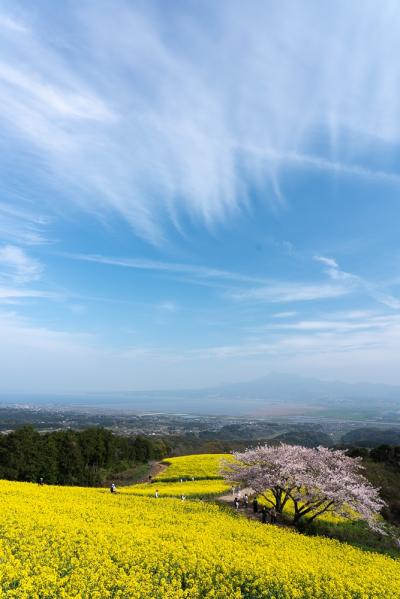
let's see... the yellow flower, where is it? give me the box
[0,460,398,598]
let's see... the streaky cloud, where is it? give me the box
[0,245,42,283]
[0,1,400,241]
[63,251,268,284]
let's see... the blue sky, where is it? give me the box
[1,0,400,392]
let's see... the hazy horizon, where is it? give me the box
[3,371,400,396]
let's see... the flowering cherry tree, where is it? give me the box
[222,444,385,531]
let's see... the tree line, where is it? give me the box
[347,444,400,526]
[0,425,169,486]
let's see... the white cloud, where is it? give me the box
[196,313,400,362]
[0,2,399,241]
[243,145,400,185]
[314,256,338,269]
[0,202,50,245]
[266,318,392,332]
[157,301,178,313]
[68,251,400,313]
[0,13,27,33]
[313,254,359,284]
[313,255,400,309]
[0,245,42,283]
[0,310,94,354]
[0,62,116,121]
[371,292,400,310]
[0,288,49,300]
[230,283,349,303]
[65,252,266,284]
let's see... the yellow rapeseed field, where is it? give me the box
[0,478,399,598]
[122,479,230,498]
[155,453,233,481]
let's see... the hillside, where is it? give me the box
[342,428,400,447]
[0,454,399,597]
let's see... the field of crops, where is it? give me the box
[155,453,233,481]
[0,478,399,598]
[122,479,230,498]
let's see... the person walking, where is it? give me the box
[234,497,240,509]
[155,489,159,498]
[110,483,116,493]
[243,493,249,508]
[252,498,258,513]
[261,506,268,523]
[270,507,277,524]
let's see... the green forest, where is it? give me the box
[0,426,169,486]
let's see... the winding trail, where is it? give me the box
[217,487,253,505]
[215,487,265,522]
[137,460,168,483]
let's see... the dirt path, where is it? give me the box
[137,461,168,483]
[216,487,260,520]
[216,488,287,526]
[217,487,253,504]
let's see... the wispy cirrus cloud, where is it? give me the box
[0,2,400,242]
[0,62,115,121]
[0,245,42,283]
[0,288,49,299]
[313,255,358,283]
[314,255,400,309]
[0,13,27,33]
[67,251,354,305]
[242,145,400,186]
[272,311,297,319]
[63,252,267,285]
[196,312,400,361]
[229,283,349,303]
[157,301,178,314]
[265,316,395,333]
[0,202,50,246]
[67,250,400,310]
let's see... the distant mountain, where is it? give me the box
[1,373,400,415]
[208,372,400,402]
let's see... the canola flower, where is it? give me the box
[155,453,234,481]
[122,479,230,498]
[257,492,355,525]
[0,479,399,598]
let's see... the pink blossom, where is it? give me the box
[222,444,385,531]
